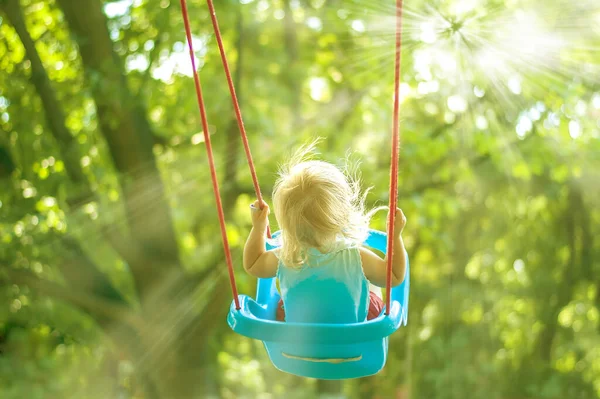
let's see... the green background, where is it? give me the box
[0,0,599,397]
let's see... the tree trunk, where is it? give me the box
[533,185,579,364]
[3,0,249,396]
[1,0,132,310]
[513,184,580,394]
[55,0,181,301]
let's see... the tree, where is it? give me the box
[1,0,599,398]
[0,0,240,396]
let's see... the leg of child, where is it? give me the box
[276,298,286,321]
[275,278,286,321]
[367,284,384,320]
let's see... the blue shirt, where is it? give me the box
[276,240,370,323]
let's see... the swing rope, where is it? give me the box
[205,0,272,239]
[179,0,404,315]
[179,0,240,309]
[385,0,404,315]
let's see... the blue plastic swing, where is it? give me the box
[227,229,410,379]
[179,0,409,381]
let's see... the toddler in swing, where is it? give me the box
[243,147,407,323]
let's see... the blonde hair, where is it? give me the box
[273,141,379,268]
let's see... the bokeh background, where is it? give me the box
[1,0,599,398]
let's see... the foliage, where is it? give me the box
[0,0,599,397]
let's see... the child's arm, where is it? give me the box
[243,201,278,278]
[360,208,407,287]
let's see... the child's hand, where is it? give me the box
[250,200,270,229]
[387,207,406,237]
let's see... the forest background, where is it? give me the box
[0,0,599,398]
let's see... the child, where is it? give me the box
[243,151,407,323]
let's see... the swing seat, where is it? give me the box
[227,229,410,379]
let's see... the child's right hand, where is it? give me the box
[250,200,270,229]
[387,207,406,237]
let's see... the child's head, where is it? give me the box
[273,143,372,267]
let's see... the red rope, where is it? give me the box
[206,0,271,238]
[179,0,240,309]
[386,0,404,315]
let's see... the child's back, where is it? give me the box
[276,240,369,323]
[243,145,407,323]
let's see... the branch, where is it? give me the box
[1,268,144,329]
[58,235,129,304]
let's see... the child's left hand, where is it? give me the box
[250,200,270,228]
